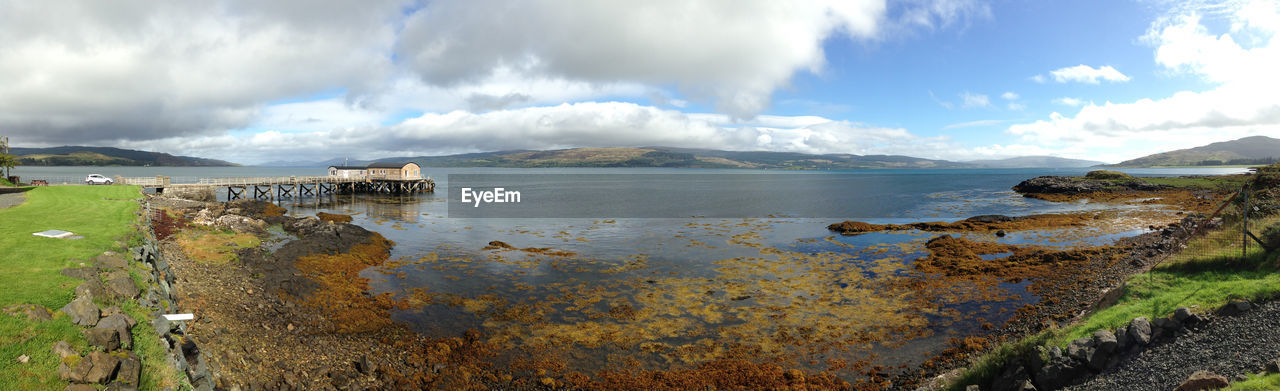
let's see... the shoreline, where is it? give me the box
[141,169,1259,390]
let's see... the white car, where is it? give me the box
[85,174,113,185]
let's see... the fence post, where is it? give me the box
[1242,184,1249,260]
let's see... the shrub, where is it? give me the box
[1085,170,1134,180]
[1263,224,1280,252]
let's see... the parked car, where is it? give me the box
[85,174,113,185]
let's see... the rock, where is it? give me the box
[60,295,100,326]
[1033,354,1086,390]
[1114,325,1128,351]
[966,385,980,391]
[215,214,266,234]
[989,359,1034,391]
[1173,307,1193,323]
[356,355,376,375]
[114,351,141,388]
[96,314,135,349]
[995,230,1007,237]
[1067,337,1094,362]
[1173,370,1229,391]
[62,354,88,382]
[83,351,121,384]
[163,186,216,202]
[1092,329,1118,354]
[17,354,29,363]
[105,271,139,300]
[74,279,109,302]
[84,327,121,351]
[53,340,77,358]
[1266,356,1280,373]
[105,382,139,391]
[101,306,123,318]
[3,304,53,321]
[967,215,1015,223]
[1129,317,1152,346]
[94,254,129,270]
[60,266,98,281]
[1217,300,1253,316]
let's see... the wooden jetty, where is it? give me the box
[117,175,435,201]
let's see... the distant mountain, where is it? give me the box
[965,156,1105,168]
[259,158,370,167]
[360,146,974,169]
[1110,136,1280,167]
[10,146,238,167]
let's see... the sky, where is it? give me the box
[0,0,1277,165]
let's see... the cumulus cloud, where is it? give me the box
[1001,92,1020,100]
[395,0,987,120]
[1047,65,1131,84]
[131,102,972,164]
[0,0,404,145]
[1007,0,1280,162]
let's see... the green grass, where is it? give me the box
[0,186,184,390]
[1232,372,1280,390]
[0,177,13,186]
[949,211,1280,390]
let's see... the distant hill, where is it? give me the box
[359,147,974,169]
[10,146,238,167]
[1110,136,1280,167]
[965,156,1104,168]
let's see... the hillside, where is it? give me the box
[10,146,238,166]
[965,156,1104,168]
[1110,135,1280,167]
[364,147,974,169]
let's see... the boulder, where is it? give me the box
[65,384,97,391]
[1034,354,1086,390]
[3,304,53,321]
[113,351,141,388]
[989,359,1035,391]
[60,354,88,383]
[215,214,265,234]
[1092,329,1118,354]
[105,271,139,300]
[52,340,77,358]
[74,279,109,302]
[1173,370,1229,391]
[1173,307,1192,323]
[83,351,121,384]
[1129,317,1152,346]
[94,254,129,270]
[96,313,135,349]
[84,327,121,351]
[60,295,100,327]
[1217,301,1252,316]
[60,266,98,281]
[1067,337,1094,363]
[1114,325,1128,352]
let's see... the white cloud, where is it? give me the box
[133,102,976,164]
[1001,91,1020,100]
[1007,103,1026,111]
[960,92,990,108]
[943,119,1006,130]
[1048,65,1131,84]
[1005,1,1280,163]
[1052,97,1086,107]
[1031,74,1047,83]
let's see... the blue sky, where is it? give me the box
[1,0,1276,164]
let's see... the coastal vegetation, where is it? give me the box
[0,186,183,390]
[948,163,1280,390]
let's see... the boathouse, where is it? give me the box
[327,166,367,178]
[367,162,421,180]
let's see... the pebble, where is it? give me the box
[17,355,29,363]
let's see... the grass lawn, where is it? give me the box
[0,185,183,390]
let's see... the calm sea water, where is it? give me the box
[18,165,1249,374]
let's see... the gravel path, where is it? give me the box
[0,191,26,209]
[1074,300,1280,391]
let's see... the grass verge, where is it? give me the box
[0,186,183,389]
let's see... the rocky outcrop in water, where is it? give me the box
[1012,176,1168,195]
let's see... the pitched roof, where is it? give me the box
[367,162,416,168]
[328,166,365,170]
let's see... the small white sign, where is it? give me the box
[162,313,194,321]
[32,230,73,238]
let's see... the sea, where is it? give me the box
[14,165,1251,375]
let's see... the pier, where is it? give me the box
[116,175,435,201]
